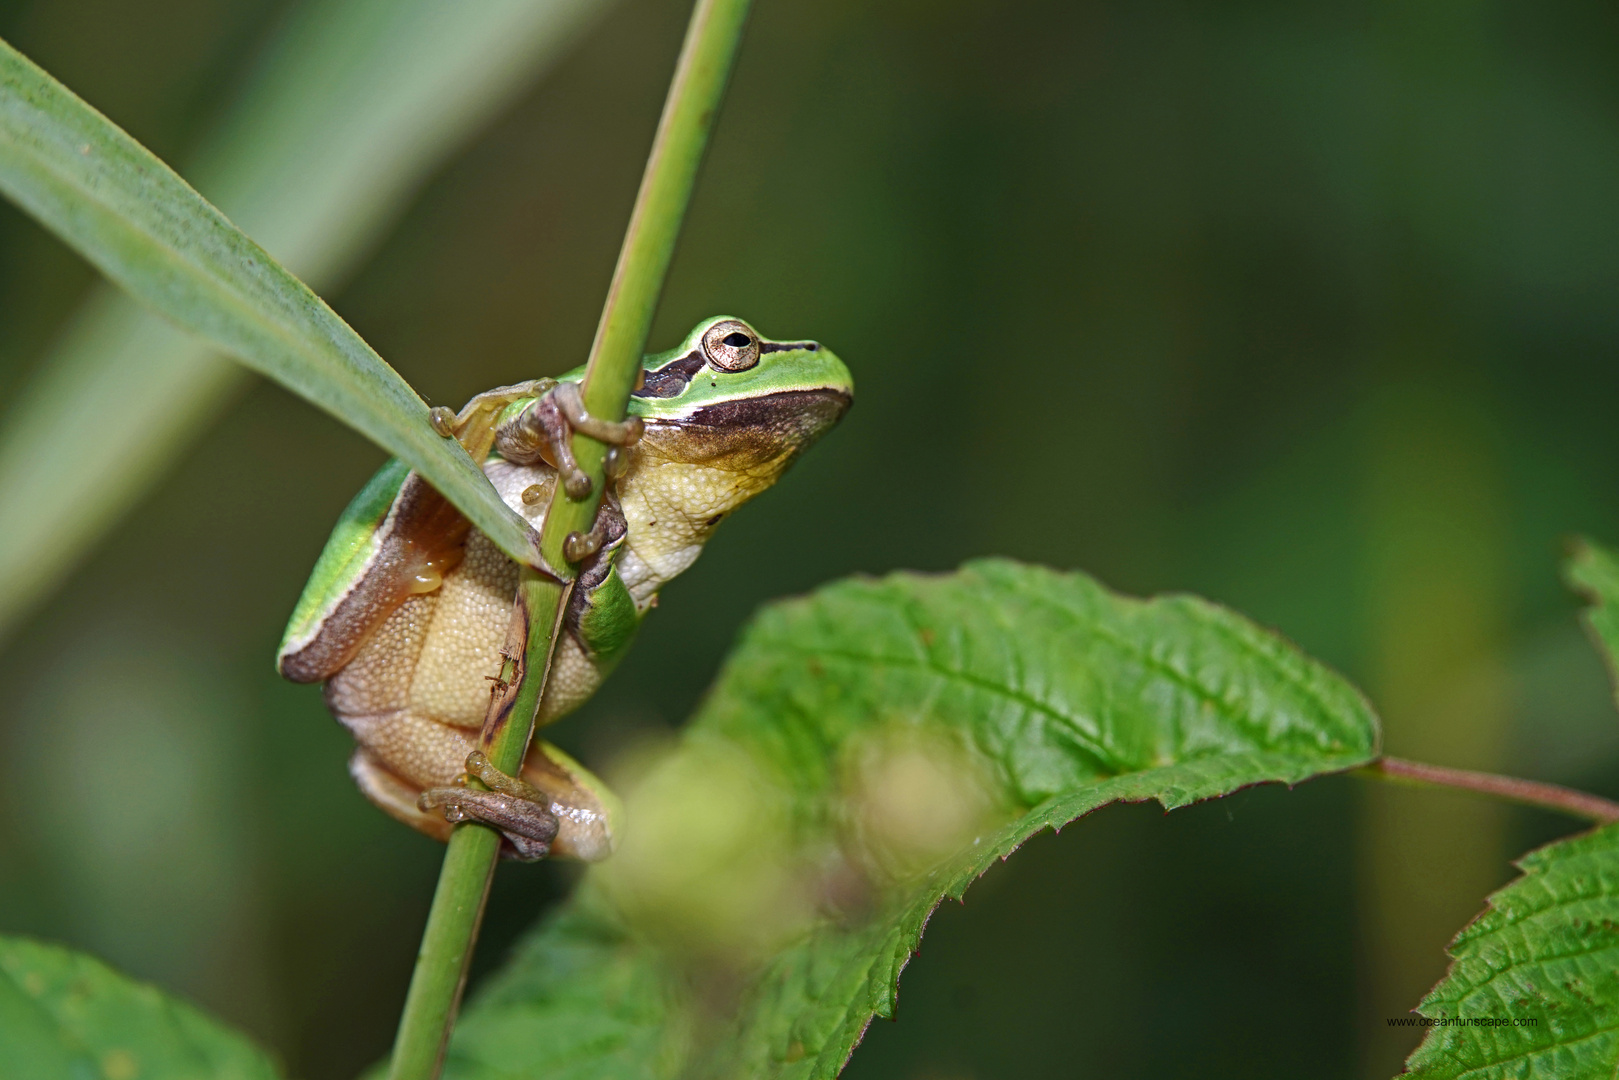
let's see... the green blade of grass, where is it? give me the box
[0,0,608,636]
[0,33,536,567]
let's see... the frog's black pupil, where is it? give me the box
[723,332,752,348]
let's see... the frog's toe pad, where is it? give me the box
[419,786,560,860]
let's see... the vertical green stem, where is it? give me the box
[385,1,752,1077]
[537,0,754,570]
[386,574,567,1080]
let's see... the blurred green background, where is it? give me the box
[2,0,1619,1077]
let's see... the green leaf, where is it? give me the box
[0,0,607,642]
[0,935,281,1080]
[1395,540,1619,1078]
[444,893,687,1080]
[1399,822,1619,1078]
[0,31,545,577]
[449,560,1381,1079]
[1565,538,1619,706]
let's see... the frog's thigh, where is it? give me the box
[342,709,477,789]
[536,633,605,724]
[575,565,638,661]
[409,532,519,726]
[535,569,636,724]
[350,748,453,842]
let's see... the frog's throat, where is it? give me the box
[610,387,850,608]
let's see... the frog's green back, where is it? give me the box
[278,458,409,662]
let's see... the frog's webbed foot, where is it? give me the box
[419,751,559,860]
[494,382,643,500]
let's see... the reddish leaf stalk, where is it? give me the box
[1365,756,1619,824]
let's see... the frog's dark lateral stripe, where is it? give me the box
[633,342,823,399]
[633,351,706,398]
[649,388,852,463]
[638,387,850,472]
[679,386,850,427]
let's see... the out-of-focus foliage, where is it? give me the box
[1566,539,1619,703]
[0,936,280,1080]
[0,37,540,569]
[2,0,1618,1077]
[1402,822,1619,1078]
[444,561,1380,1079]
[0,0,605,641]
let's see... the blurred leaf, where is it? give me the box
[0,37,536,572]
[448,560,1382,1079]
[1400,822,1619,1079]
[0,935,281,1080]
[1566,538,1619,705]
[0,0,608,639]
[445,894,686,1080]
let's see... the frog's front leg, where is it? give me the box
[429,378,556,461]
[494,381,643,499]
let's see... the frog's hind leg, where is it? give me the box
[519,741,617,862]
[349,748,454,842]
[353,746,564,862]
[416,741,618,862]
[419,752,559,860]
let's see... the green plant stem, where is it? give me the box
[1359,755,1619,823]
[386,1,752,1077]
[387,573,569,1080]
[540,0,753,569]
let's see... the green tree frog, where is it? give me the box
[276,318,852,861]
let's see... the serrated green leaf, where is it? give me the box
[0,34,542,571]
[1565,538,1619,707]
[449,560,1381,1080]
[441,893,687,1080]
[0,0,607,643]
[1400,822,1619,1079]
[0,935,281,1080]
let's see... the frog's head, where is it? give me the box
[626,316,852,479]
[589,317,851,560]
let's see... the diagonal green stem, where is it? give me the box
[385,1,753,1077]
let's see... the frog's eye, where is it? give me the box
[701,319,760,372]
